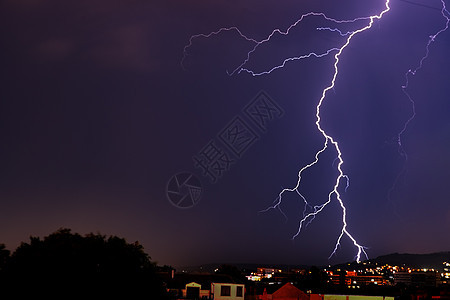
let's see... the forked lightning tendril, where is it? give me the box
[183,0,449,263]
[388,0,450,207]
[183,0,391,263]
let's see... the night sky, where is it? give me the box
[1,0,450,268]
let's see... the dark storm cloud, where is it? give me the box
[2,0,166,72]
[1,0,449,267]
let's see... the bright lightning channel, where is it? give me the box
[264,1,391,263]
[183,1,392,262]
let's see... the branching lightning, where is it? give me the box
[182,0,448,263]
[182,12,373,76]
[259,1,391,262]
[388,0,450,207]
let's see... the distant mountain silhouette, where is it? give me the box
[333,251,450,272]
[178,262,309,273]
[370,251,450,271]
[181,252,450,273]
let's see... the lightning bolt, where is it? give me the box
[182,12,373,75]
[388,0,450,210]
[261,1,391,263]
[181,0,450,263]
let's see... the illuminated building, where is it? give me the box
[183,282,210,299]
[246,274,262,281]
[257,267,283,279]
[394,271,441,287]
[327,270,387,287]
[166,272,238,299]
[211,283,245,300]
[443,262,450,284]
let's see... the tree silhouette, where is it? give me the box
[2,228,167,298]
[0,244,9,271]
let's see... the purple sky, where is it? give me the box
[1,0,449,267]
